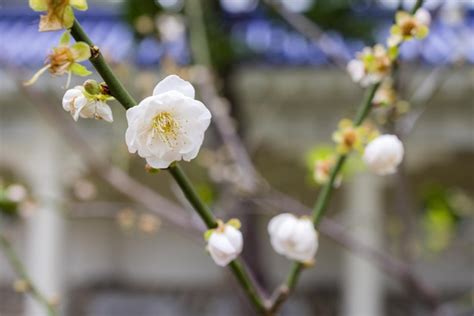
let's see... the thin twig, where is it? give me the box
[0,232,57,316]
[262,0,348,69]
[269,1,427,312]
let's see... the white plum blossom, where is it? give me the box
[363,134,404,175]
[125,75,211,169]
[62,86,113,122]
[388,8,431,47]
[268,213,318,263]
[206,219,243,267]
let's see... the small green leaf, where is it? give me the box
[70,63,92,77]
[390,25,401,36]
[70,0,88,11]
[203,229,214,241]
[62,5,75,29]
[388,46,399,60]
[29,0,47,11]
[415,25,429,40]
[71,42,91,61]
[59,31,71,46]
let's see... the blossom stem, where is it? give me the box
[411,0,424,14]
[70,21,136,109]
[0,232,57,316]
[271,1,425,310]
[70,17,269,314]
[168,164,217,228]
[287,84,379,289]
[167,164,268,312]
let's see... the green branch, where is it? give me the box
[70,22,136,109]
[270,0,425,310]
[70,19,269,315]
[0,233,57,316]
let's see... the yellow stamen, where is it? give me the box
[151,111,180,146]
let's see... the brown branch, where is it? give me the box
[262,0,348,69]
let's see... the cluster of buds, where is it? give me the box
[332,119,379,154]
[347,44,395,87]
[388,8,431,47]
[29,0,88,32]
[372,79,411,124]
[25,32,91,87]
[372,78,397,107]
[62,79,114,122]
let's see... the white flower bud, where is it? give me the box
[268,213,318,262]
[5,184,27,203]
[207,222,243,267]
[62,86,113,122]
[363,134,404,175]
[414,8,431,27]
[125,75,212,169]
[347,59,365,84]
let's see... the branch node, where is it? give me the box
[90,45,100,59]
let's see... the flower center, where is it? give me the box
[151,111,180,146]
[48,47,74,75]
[401,19,417,36]
[343,129,357,148]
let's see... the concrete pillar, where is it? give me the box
[24,135,65,316]
[342,174,384,316]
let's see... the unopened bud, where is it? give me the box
[13,279,29,293]
[83,79,100,95]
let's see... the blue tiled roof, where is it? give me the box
[0,6,473,69]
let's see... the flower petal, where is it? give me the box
[29,0,47,11]
[70,63,92,77]
[70,0,88,11]
[153,75,195,99]
[71,42,91,61]
[62,5,75,29]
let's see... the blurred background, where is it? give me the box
[0,0,473,315]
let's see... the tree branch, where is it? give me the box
[0,232,57,316]
[69,19,270,314]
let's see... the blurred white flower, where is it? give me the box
[347,45,393,87]
[125,75,211,169]
[62,86,113,122]
[347,59,366,83]
[268,213,318,262]
[157,14,185,43]
[5,184,27,203]
[206,219,243,267]
[72,178,97,201]
[363,134,404,175]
